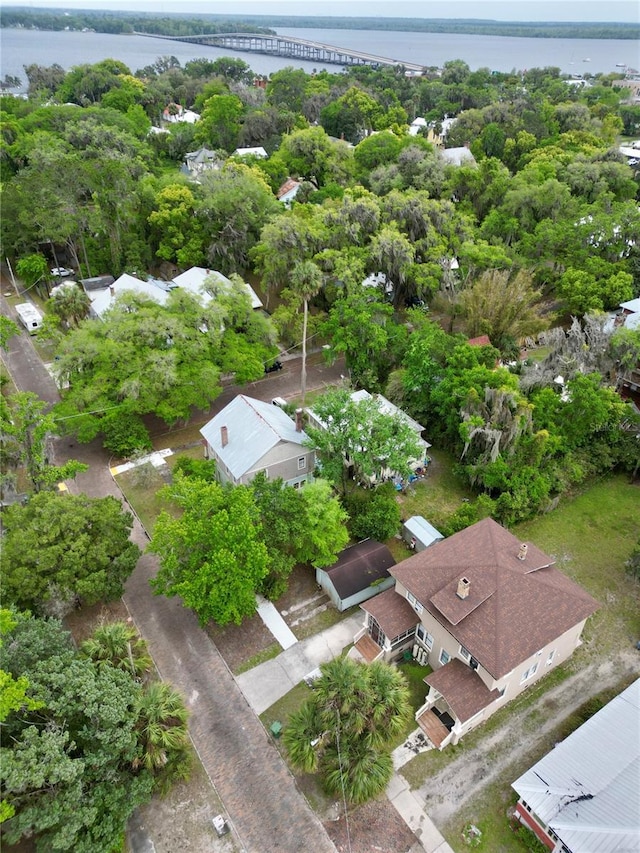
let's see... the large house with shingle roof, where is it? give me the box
[200,395,314,489]
[351,518,599,748]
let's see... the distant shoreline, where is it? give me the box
[1,9,639,40]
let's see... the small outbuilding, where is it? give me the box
[316,539,396,612]
[402,516,444,552]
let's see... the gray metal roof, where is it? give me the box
[403,516,444,547]
[200,395,309,480]
[512,678,640,853]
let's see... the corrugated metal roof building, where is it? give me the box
[512,678,640,852]
[200,395,314,488]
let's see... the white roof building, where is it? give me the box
[620,297,640,314]
[88,273,169,319]
[171,267,263,310]
[233,146,268,159]
[512,678,640,853]
[441,146,476,167]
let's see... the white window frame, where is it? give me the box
[416,624,433,651]
[439,648,451,666]
[546,650,555,666]
[297,456,306,470]
[459,645,471,662]
[520,662,538,683]
[406,590,423,615]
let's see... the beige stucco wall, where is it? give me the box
[397,578,590,741]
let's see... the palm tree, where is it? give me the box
[133,681,190,776]
[283,657,411,804]
[289,260,323,405]
[50,282,90,327]
[81,622,153,678]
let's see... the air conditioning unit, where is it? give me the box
[412,644,419,659]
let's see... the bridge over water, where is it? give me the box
[134,32,426,72]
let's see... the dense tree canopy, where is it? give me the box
[2,53,639,527]
[1,492,140,615]
[0,611,189,850]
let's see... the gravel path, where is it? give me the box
[411,649,640,826]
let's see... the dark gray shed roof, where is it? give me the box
[326,540,396,600]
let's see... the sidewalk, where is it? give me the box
[387,776,455,853]
[235,612,363,714]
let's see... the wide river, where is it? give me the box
[1,26,637,88]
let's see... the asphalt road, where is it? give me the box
[2,286,340,852]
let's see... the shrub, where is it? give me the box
[344,483,401,541]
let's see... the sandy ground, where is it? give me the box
[410,649,640,826]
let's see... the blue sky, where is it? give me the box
[14,1,640,23]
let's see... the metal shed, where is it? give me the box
[402,516,444,552]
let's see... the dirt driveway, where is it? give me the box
[406,648,640,828]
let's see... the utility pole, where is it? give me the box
[5,257,20,296]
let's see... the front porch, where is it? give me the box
[356,587,420,663]
[353,630,384,662]
[416,708,452,749]
[415,658,501,749]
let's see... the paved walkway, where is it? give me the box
[388,776,455,853]
[236,613,363,714]
[255,595,298,650]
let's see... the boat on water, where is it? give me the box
[583,58,591,62]
[616,62,627,67]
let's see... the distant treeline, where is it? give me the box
[0,10,275,37]
[1,9,638,40]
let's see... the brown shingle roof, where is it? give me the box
[425,659,501,722]
[392,518,599,679]
[326,540,395,600]
[361,587,419,639]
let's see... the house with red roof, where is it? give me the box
[351,518,599,748]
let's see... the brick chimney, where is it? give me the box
[517,543,528,561]
[295,408,304,432]
[456,577,470,600]
[220,425,228,447]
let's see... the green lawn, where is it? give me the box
[515,474,640,655]
[395,447,474,531]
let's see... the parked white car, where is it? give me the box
[50,267,73,277]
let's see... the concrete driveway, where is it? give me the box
[236,613,363,714]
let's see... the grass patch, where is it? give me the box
[151,424,206,451]
[389,660,433,749]
[515,474,640,656]
[259,681,313,735]
[115,465,173,535]
[235,643,282,674]
[395,448,474,531]
[290,603,353,641]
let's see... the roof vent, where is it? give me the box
[456,577,470,600]
[517,543,528,561]
[220,425,228,447]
